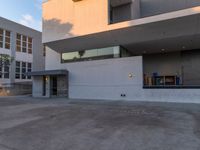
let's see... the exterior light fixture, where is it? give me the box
[161,49,165,51]
[128,73,133,78]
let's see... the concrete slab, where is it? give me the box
[0,96,200,150]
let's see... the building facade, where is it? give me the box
[30,0,200,103]
[0,17,45,95]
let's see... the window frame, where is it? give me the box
[16,33,33,54]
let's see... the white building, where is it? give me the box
[30,0,200,103]
[0,17,44,95]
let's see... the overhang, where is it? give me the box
[45,6,200,54]
[26,70,68,76]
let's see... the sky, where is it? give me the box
[0,0,42,31]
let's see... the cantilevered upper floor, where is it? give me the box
[43,0,200,53]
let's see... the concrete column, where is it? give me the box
[45,76,51,98]
[10,31,16,84]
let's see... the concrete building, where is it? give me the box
[30,0,200,103]
[0,17,44,95]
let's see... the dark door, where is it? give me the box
[51,76,57,96]
[43,76,46,96]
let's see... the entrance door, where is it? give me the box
[51,76,57,96]
[43,76,46,96]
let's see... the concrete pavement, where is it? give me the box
[0,96,200,150]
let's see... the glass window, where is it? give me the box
[17,34,21,40]
[28,37,32,43]
[23,36,27,41]
[27,63,32,79]
[4,30,11,49]
[15,61,20,79]
[16,34,32,54]
[5,43,10,49]
[61,46,124,63]
[22,62,26,79]
[43,45,46,56]
[4,73,9,79]
[0,29,3,35]
[5,31,10,37]
[0,64,2,78]
[0,42,2,48]
[28,37,32,54]
[27,63,32,69]
[0,30,3,48]
[5,37,10,43]
[16,33,21,52]
[109,1,132,24]
[4,65,9,79]
[22,36,27,53]
[22,47,27,53]
[0,35,3,41]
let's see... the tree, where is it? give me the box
[78,50,85,58]
[0,54,14,74]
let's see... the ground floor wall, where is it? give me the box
[63,55,200,103]
[0,82,32,96]
[65,56,143,100]
[40,48,200,103]
[32,76,45,97]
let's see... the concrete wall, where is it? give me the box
[44,48,200,103]
[32,76,44,97]
[45,48,143,100]
[43,0,200,44]
[141,0,200,17]
[43,0,109,42]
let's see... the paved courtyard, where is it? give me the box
[0,97,200,150]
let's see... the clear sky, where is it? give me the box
[0,0,42,31]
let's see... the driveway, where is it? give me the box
[0,97,200,150]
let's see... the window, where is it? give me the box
[0,54,10,79]
[4,65,9,78]
[0,63,2,78]
[43,45,46,56]
[109,0,132,24]
[27,63,32,79]
[22,36,27,53]
[0,28,11,49]
[16,33,21,52]
[22,62,26,79]
[28,37,32,54]
[16,33,32,54]
[5,31,11,49]
[15,61,20,79]
[15,61,32,80]
[61,46,131,63]
[0,29,3,48]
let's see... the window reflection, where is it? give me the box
[61,46,130,63]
